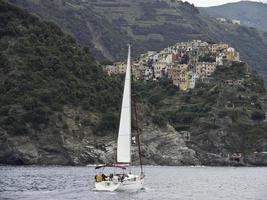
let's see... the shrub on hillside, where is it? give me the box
[152,114,166,128]
[96,112,119,136]
[251,110,266,121]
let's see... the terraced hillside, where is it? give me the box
[7,0,267,81]
[200,1,267,32]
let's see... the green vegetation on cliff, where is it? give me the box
[0,2,123,164]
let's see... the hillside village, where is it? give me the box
[104,40,241,91]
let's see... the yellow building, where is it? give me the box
[226,47,240,62]
[114,62,127,74]
[172,69,190,91]
[178,64,188,71]
[226,51,240,62]
[211,43,229,53]
[132,63,144,80]
[179,71,190,91]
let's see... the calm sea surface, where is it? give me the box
[0,166,266,200]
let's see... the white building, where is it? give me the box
[216,53,226,66]
[147,51,157,56]
[144,67,153,81]
[216,18,227,23]
[189,72,198,89]
[232,19,241,25]
[227,47,235,52]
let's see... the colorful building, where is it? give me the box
[169,67,190,91]
[226,48,240,62]
[154,62,167,79]
[196,62,216,78]
[114,62,127,74]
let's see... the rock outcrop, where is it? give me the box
[244,153,267,166]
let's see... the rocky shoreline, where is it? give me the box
[1,119,267,167]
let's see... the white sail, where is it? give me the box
[117,45,131,164]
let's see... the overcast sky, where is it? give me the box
[185,0,267,7]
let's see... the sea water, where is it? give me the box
[0,165,266,200]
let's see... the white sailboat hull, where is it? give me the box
[95,181,121,192]
[117,176,144,192]
[94,174,144,192]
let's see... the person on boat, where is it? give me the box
[121,174,125,182]
[116,174,122,182]
[109,173,114,180]
[95,175,103,182]
[102,174,108,181]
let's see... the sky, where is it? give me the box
[185,0,267,7]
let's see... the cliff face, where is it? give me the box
[0,2,267,166]
[0,2,120,165]
[0,105,200,166]
[7,0,267,82]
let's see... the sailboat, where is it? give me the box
[94,45,145,192]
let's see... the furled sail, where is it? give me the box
[117,45,131,164]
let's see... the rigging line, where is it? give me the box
[131,66,144,175]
